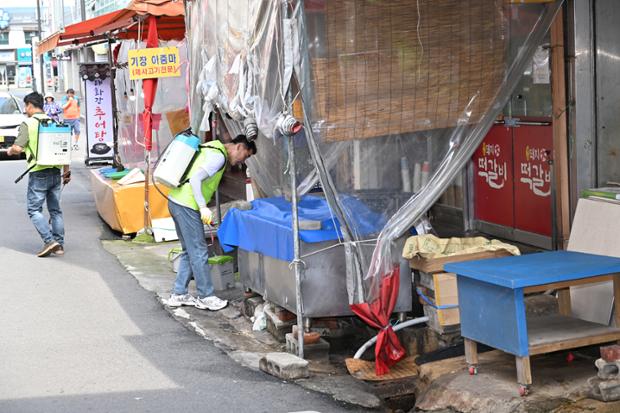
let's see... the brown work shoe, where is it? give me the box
[54,245,65,256]
[37,241,60,258]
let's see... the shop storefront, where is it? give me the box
[0,49,15,87]
[16,47,32,88]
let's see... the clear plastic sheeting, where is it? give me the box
[113,39,189,168]
[186,0,309,198]
[186,0,563,304]
[359,2,563,299]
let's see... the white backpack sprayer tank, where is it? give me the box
[154,131,201,188]
[37,121,71,166]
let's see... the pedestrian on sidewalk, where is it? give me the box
[43,94,62,122]
[7,92,71,257]
[61,88,81,151]
[166,134,256,311]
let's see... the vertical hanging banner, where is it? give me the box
[85,76,115,162]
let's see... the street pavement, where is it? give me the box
[0,159,362,413]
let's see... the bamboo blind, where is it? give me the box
[309,0,508,141]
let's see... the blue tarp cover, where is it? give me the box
[218,196,385,261]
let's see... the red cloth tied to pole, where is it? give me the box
[142,15,159,151]
[350,267,405,376]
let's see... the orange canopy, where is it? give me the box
[37,0,185,55]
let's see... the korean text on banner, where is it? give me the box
[85,77,114,159]
[128,47,181,80]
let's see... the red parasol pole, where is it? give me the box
[142,15,159,235]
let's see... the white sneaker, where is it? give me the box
[195,295,228,311]
[166,293,197,307]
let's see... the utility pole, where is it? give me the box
[36,0,45,93]
[80,0,86,21]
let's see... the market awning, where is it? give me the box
[37,0,185,55]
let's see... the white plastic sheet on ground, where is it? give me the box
[186,0,563,304]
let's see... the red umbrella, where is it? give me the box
[350,267,406,376]
[142,15,159,151]
[142,15,159,233]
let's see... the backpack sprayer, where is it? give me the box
[15,118,72,184]
[153,129,201,188]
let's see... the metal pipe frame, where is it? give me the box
[282,0,305,359]
[107,39,123,169]
[36,0,45,93]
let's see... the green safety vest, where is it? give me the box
[168,140,228,211]
[23,113,61,172]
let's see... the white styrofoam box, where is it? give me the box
[152,217,178,242]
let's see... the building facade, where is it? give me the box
[38,0,125,94]
[0,7,39,88]
[86,0,127,18]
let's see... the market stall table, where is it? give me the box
[219,195,412,318]
[90,168,170,234]
[445,251,620,396]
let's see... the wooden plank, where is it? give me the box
[523,274,612,293]
[515,356,532,386]
[464,338,478,365]
[527,314,620,355]
[550,7,571,250]
[530,331,620,356]
[433,272,460,325]
[409,250,512,273]
[557,289,571,316]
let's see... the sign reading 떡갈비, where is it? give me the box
[128,47,181,80]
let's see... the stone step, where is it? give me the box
[285,333,330,361]
[596,358,620,380]
[259,352,309,380]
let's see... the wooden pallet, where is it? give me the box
[345,356,419,381]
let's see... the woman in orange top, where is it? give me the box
[62,88,81,151]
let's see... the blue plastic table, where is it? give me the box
[445,250,620,395]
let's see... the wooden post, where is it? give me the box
[613,274,620,330]
[550,6,571,249]
[557,288,572,316]
[464,338,479,366]
[516,356,532,386]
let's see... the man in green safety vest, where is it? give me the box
[166,134,256,311]
[7,92,71,257]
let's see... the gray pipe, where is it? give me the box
[353,316,429,359]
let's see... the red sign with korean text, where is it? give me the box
[513,125,552,236]
[473,125,514,228]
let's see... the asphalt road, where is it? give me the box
[0,159,360,413]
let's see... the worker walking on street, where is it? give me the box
[166,134,256,311]
[7,92,71,257]
[62,88,81,151]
